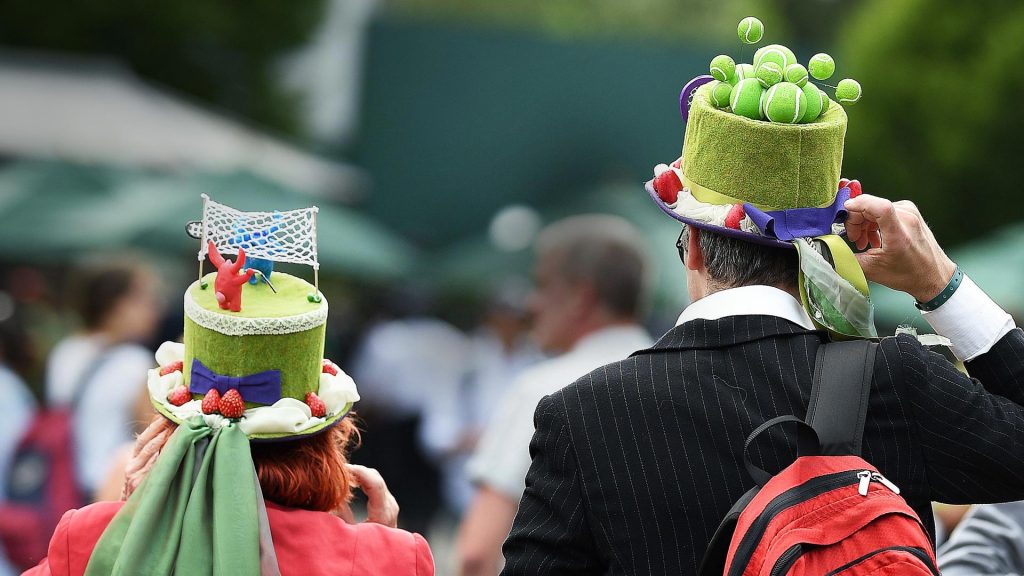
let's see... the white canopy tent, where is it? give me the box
[0,50,366,202]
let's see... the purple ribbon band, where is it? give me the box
[189,359,282,405]
[744,187,852,241]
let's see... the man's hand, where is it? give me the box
[335,464,400,528]
[844,194,957,303]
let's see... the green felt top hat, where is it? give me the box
[681,84,847,212]
[646,17,877,340]
[148,196,360,440]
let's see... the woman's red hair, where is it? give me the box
[250,418,360,512]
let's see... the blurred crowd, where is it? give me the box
[0,214,657,574]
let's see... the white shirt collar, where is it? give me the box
[675,285,815,330]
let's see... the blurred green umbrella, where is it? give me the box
[0,161,415,281]
[872,223,1024,330]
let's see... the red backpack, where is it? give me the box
[0,351,111,570]
[699,341,938,575]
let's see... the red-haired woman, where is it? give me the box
[24,416,433,576]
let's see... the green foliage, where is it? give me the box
[388,0,787,42]
[0,0,325,136]
[839,0,1024,246]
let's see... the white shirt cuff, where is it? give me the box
[921,274,1016,362]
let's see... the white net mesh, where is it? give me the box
[199,194,319,270]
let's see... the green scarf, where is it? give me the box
[85,417,273,575]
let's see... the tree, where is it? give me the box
[839,0,1024,247]
[0,0,325,136]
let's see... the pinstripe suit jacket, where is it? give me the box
[501,315,1024,575]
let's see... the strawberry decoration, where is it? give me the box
[847,179,863,198]
[219,389,245,419]
[167,386,191,406]
[305,392,327,418]
[725,203,746,230]
[321,359,339,376]
[653,168,683,205]
[201,389,221,414]
[159,360,184,377]
[839,178,851,190]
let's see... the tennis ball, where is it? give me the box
[737,17,764,44]
[808,53,835,81]
[799,83,825,122]
[753,44,797,71]
[755,62,783,88]
[835,78,862,105]
[709,81,733,108]
[710,55,736,82]
[730,78,764,120]
[784,64,808,87]
[731,63,756,85]
[762,82,807,124]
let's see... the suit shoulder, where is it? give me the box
[544,355,647,413]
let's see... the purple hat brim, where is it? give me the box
[645,179,795,249]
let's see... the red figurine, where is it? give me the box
[208,240,256,312]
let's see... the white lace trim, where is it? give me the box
[184,290,328,336]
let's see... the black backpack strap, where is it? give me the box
[697,486,759,576]
[806,340,878,456]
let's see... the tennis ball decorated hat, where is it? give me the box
[650,17,876,339]
[148,195,360,440]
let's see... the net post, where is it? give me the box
[198,194,210,288]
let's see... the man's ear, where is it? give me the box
[685,225,704,271]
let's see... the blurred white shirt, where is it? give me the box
[468,324,653,500]
[45,335,152,494]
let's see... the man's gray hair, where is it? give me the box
[536,215,649,319]
[678,224,798,291]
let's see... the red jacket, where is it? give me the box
[23,501,433,576]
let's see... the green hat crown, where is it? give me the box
[682,85,848,210]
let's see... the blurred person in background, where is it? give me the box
[456,215,652,576]
[423,280,541,518]
[0,308,38,576]
[45,259,162,499]
[350,287,469,536]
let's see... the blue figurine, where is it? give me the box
[226,213,283,285]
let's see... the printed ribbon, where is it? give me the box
[190,359,282,405]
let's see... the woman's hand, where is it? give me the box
[335,464,400,528]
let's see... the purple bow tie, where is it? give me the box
[189,359,282,405]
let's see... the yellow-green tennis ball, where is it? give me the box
[835,78,862,105]
[737,17,764,44]
[730,78,764,120]
[755,62,783,88]
[820,94,830,116]
[808,53,835,81]
[753,44,797,71]
[709,81,733,108]
[784,64,808,87]
[730,63,756,86]
[762,82,807,124]
[710,55,736,82]
[799,83,825,122]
